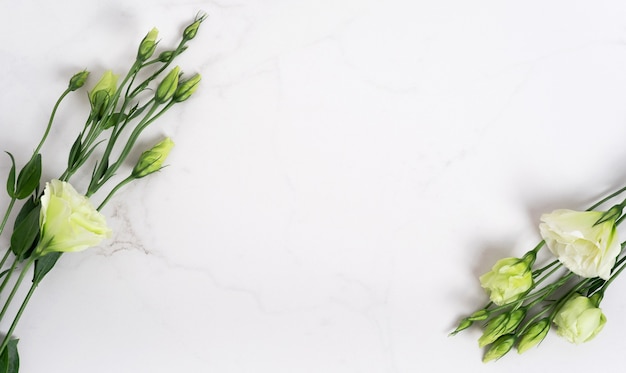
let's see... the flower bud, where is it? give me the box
[68,70,90,91]
[132,137,175,178]
[478,308,525,347]
[155,66,180,103]
[173,73,201,102]
[449,318,473,336]
[89,70,118,106]
[479,256,533,306]
[554,294,607,344]
[183,13,207,40]
[482,334,515,363]
[138,27,159,61]
[468,310,489,321]
[517,318,550,354]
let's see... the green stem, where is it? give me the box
[97,176,133,211]
[0,278,37,354]
[0,256,34,326]
[0,198,16,238]
[587,185,626,211]
[33,88,71,156]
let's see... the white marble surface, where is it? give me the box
[3,0,626,371]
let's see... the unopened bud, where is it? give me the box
[468,310,489,321]
[183,13,207,40]
[449,318,473,336]
[89,70,118,105]
[68,70,89,91]
[155,66,180,103]
[482,334,515,363]
[132,138,175,178]
[173,73,201,102]
[517,318,550,354]
[478,308,525,347]
[138,27,159,61]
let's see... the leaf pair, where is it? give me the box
[5,153,41,200]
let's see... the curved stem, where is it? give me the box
[0,278,37,354]
[97,176,133,211]
[33,88,71,156]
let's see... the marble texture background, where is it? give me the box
[2,0,626,372]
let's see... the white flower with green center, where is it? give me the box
[539,209,620,280]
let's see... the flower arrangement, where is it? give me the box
[451,188,626,361]
[0,14,205,372]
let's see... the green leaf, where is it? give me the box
[103,112,127,129]
[68,135,82,169]
[5,152,16,198]
[33,252,62,284]
[10,202,40,258]
[0,339,19,373]
[15,154,41,199]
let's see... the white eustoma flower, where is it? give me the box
[37,179,111,256]
[539,209,620,280]
[553,294,606,344]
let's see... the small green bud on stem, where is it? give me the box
[68,70,90,91]
[155,66,180,103]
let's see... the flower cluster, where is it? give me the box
[451,196,626,361]
[0,14,205,372]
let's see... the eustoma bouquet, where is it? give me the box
[0,14,205,371]
[451,188,626,361]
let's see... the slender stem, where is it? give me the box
[33,89,71,156]
[0,198,16,238]
[0,256,34,326]
[97,176,133,211]
[586,185,626,211]
[0,278,37,354]
[0,249,13,274]
[0,255,21,302]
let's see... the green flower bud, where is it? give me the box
[478,308,526,347]
[554,294,607,344]
[183,13,207,40]
[155,66,180,103]
[89,70,118,106]
[132,138,175,178]
[138,27,159,61]
[68,70,90,91]
[482,334,515,363]
[468,310,489,321]
[479,256,533,306]
[157,46,188,63]
[449,318,473,336]
[173,73,201,102]
[517,318,550,354]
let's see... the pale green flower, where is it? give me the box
[539,209,620,280]
[553,294,606,344]
[479,256,533,306]
[36,180,111,256]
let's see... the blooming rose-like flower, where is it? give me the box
[553,294,606,344]
[36,179,111,256]
[479,256,534,306]
[539,209,620,280]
